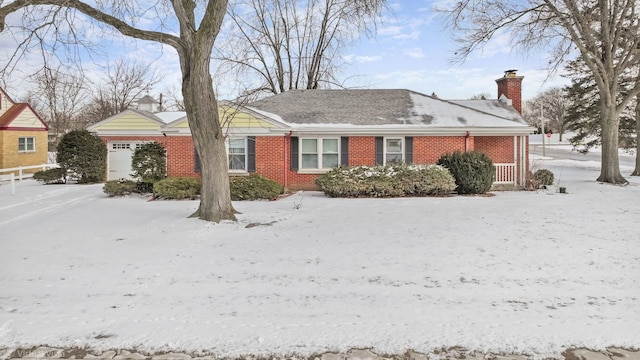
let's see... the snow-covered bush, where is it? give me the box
[32,167,67,184]
[533,169,554,186]
[437,151,494,194]
[315,164,456,198]
[153,177,201,199]
[56,130,107,183]
[103,179,138,197]
[230,174,284,200]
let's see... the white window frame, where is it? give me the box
[227,137,247,173]
[18,136,35,152]
[300,137,340,170]
[384,137,404,164]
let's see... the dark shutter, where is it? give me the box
[340,136,349,166]
[194,147,201,173]
[405,136,414,164]
[375,136,384,165]
[290,136,299,170]
[247,136,256,172]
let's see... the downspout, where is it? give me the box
[465,131,471,151]
[284,131,292,190]
[513,136,517,186]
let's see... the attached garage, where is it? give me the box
[107,142,143,180]
[88,109,186,181]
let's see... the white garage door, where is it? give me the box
[108,142,142,180]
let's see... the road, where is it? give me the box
[529,143,637,169]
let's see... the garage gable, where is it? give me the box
[163,103,288,131]
[88,109,165,132]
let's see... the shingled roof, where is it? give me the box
[247,89,528,128]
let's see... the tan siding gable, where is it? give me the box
[94,113,161,130]
[11,109,47,129]
[164,107,278,130]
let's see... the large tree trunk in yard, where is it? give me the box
[183,68,237,222]
[632,99,640,176]
[178,7,237,222]
[598,102,627,184]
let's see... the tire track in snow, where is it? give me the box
[0,193,96,226]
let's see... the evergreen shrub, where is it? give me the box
[32,167,67,184]
[533,169,555,187]
[153,177,201,199]
[103,179,138,197]
[230,174,284,200]
[56,130,107,183]
[315,164,456,198]
[437,151,495,194]
[131,142,167,182]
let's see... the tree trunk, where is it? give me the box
[632,98,640,176]
[597,101,627,183]
[180,47,237,222]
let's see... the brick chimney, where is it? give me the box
[495,70,524,114]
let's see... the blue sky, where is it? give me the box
[337,0,568,101]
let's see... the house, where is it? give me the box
[0,87,49,172]
[88,72,533,190]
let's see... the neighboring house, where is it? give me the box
[88,71,534,190]
[0,87,49,172]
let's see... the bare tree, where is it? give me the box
[524,87,571,141]
[215,0,386,96]
[440,0,640,184]
[19,66,89,149]
[162,86,186,111]
[40,67,88,147]
[0,1,234,222]
[79,59,164,125]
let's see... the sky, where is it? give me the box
[0,1,569,105]
[339,0,569,101]
[1,148,639,358]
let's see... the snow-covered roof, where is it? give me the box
[248,89,528,128]
[153,111,187,124]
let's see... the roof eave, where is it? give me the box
[283,126,535,136]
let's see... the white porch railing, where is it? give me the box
[0,163,59,181]
[494,163,515,184]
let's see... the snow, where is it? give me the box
[408,93,527,127]
[1,150,639,358]
[154,112,187,124]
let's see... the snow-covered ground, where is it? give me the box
[1,152,639,359]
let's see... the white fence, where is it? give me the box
[0,163,59,182]
[494,163,515,184]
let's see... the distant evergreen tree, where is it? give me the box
[564,58,637,153]
[56,130,107,183]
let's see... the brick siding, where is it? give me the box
[0,129,48,171]
[99,134,525,190]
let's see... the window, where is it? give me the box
[300,138,339,169]
[385,138,403,164]
[111,143,143,150]
[194,137,255,173]
[228,138,246,171]
[18,137,35,152]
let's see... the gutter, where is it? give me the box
[275,126,536,137]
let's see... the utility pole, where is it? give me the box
[540,103,546,157]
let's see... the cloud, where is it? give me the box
[377,26,403,36]
[355,55,383,63]
[404,48,425,59]
[344,54,383,64]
